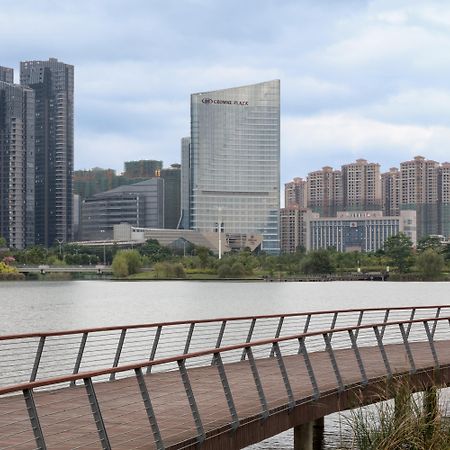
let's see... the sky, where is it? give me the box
[2,0,450,183]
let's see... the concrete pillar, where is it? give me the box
[294,422,313,450]
[294,418,324,450]
[313,417,325,450]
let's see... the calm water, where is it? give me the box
[1,280,449,448]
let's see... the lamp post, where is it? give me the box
[217,207,222,260]
[56,239,63,261]
[99,229,106,265]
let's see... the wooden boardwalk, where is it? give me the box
[1,340,450,450]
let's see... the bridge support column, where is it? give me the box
[294,418,324,450]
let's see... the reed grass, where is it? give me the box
[342,383,450,450]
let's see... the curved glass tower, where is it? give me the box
[184,80,280,253]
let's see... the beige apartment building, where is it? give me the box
[341,159,382,211]
[307,166,342,217]
[400,156,440,238]
[284,177,307,208]
[279,207,318,253]
[439,162,450,238]
[381,167,400,217]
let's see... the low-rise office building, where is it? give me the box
[80,179,164,240]
[306,210,416,252]
[113,223,262,254]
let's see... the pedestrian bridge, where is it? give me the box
[1,305,450,449]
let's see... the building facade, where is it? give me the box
[20,58,74,246]
[285,177,307,208]
[307,166,342,217]
[113,223,262,254]
[0,67,13,83]
[307,210,417,252]
[280,207,317,253]
[439,162,450,238]
[185,80,280,253]
[124,159,162,179]
[400,156,439,238]
[341,159,381,211]
[157,163,181,229]
[80,179,164,240]
[0,69,35,249]
[381,167,400,217]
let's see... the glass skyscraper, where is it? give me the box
[182,80,280,253]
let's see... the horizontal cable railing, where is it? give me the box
[1,313,450,449]
[0,305,448,388]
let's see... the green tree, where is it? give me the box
[139,239,171,262]
[195,246,211,269]
[383,233,413,273]
[0,236,7,248]
[111,253,129,277]
[416,249,445,280]
[417,235,443,254]
[301,250,335,274]
[442,243,450,262]
[111,250,142,277]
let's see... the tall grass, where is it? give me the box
[342,383,450,450]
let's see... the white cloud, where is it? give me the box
[282,113,450,176]
[362,88,450,125]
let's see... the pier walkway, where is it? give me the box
[1,306,450,449]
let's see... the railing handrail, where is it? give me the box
[1,314,448,396]
[1,304,448,341]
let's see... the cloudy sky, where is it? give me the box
[2,0,450,182]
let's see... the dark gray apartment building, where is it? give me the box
[20,58,74,246]
[0,68,35,249]
[80,179,164,240]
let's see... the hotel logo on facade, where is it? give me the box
[201,98,249,106]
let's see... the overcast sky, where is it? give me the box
[2,0,450,182]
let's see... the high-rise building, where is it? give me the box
[124,160,163,179]
[341,159,381,211]
[280,207,317,253]
[20,58,74,246]
[184,80,280,253]
[439,162,450,238]
[180,137,191,230]
[307,166,342,216]
[400,156,439,238]
[157,163,181,229]
[0,67,13,84]
[0,68,35,249]
[381,167,400,217]
[285,177,307,208]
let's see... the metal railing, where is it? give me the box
[0,305,448,388]
[1,311,450,449]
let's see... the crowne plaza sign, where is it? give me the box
[201,98,249,106]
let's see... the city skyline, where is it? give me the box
[3,1,450,184]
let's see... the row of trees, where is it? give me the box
[1,234,449,280]
[105,233,449,280]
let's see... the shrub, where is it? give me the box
[416,249,445,280]
[173,263,186,278]
[111,250,142,278]
[217,263,232,278]
[344,382,450,450]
